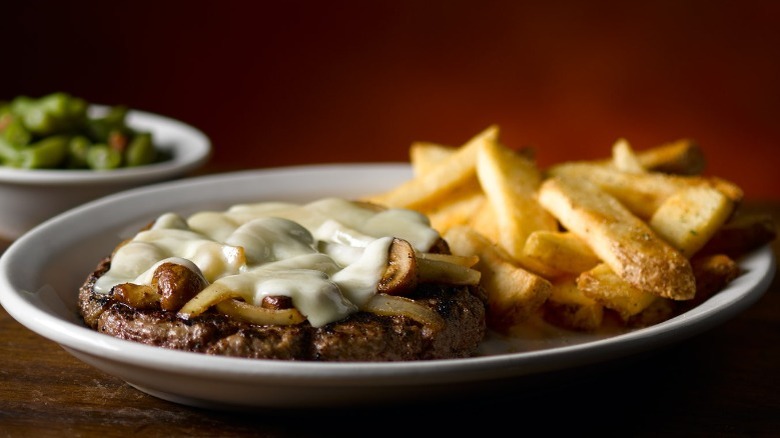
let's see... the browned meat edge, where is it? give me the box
[79,257,487,362]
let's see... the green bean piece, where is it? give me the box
[1,114,33,146]
[39,92,87,127]
[18,135,69,169]
[67,135,92,169]
[84,118,109,143]
[21,107,56,136]
[0,137,22,166]
[8,96,35,116]
[125,132,157,166]
[86,106,129,143]
[103,105,128,126]
[86,144,123,170]
[12,93,87,136]
[15,94,64,135]
[65,95,88,125]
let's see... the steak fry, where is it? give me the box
[538,175,696,301]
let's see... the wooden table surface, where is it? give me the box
[1,202,778,437]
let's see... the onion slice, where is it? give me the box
[361,294,445,331]
[418,252,479,268]
[177,283,243,318]
[215,299,306,325]
[417,257,481,285]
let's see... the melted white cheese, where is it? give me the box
[94,198,440,327]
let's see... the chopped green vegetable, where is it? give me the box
[125,132,156,166]
[0,136,22,165]
[67,135,91,169]
[87,144,123,170]
[1,113,32,146]
[0,92,167,170]
[18,135,69,169]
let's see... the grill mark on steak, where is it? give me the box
[78,257,487,361]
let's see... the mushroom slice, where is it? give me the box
[378,238,419,295]
[379,238,482,296]
[112,283,161,310]
[260,295,294,310]
[152,262,209,311]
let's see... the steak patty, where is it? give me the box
[79,257,487,361]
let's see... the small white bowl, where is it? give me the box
[0,107,211,240]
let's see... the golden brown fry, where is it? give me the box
[363,125,498,210]
[546,162,742,219]
[444,225,552,332]
[611,138,645,173]
[380,125,764,335]
[593,138,705,175]
[522,230,600,275]
[577,263,659,320]
[476,137,558,262]
[708,176,744,204]
[468,197,500,241]
[538,175,696,300]
[420,180,486,233]
[625,297,676,328]
[649,185,735,258]
[410,142,456,176]
[636,138,706,175]
[468,200,562,279]
[543,276,604,331]
[546,162,677,218]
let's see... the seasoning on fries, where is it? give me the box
[363,126,776,334]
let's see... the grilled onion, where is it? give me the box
[177,283,242,318]
[215,298,306,325]
[361,293,445,330]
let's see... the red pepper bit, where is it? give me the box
[108,130,128,153]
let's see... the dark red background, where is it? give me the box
[2,1,778,199]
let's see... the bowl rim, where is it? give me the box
[0,106,211,186]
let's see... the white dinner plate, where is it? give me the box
[0,164,775,409]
